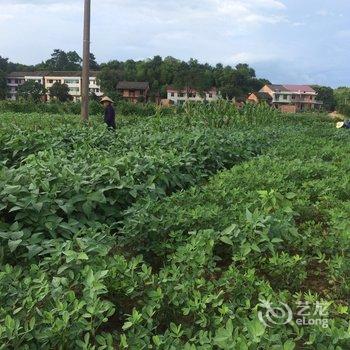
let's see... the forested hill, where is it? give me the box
[98,56,270,100]
[2,49,349,111]
[1,49,270,100]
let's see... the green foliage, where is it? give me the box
[17,80,46,102]
[98,56,270,101]
[312,85,336,111]
[0,100,103,115]
[0,56,9,100]
[49,81,71,102]
[0,56,9,71]
[0,71,7,100]
[35,49,100,72]
[181,100,283,127]
[0,99,167,117]
[0,108,349,349]
[334,87,350,117]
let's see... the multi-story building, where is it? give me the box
[6,71,103,101]
[166,87,219,105]
[6,72,28,100]
[89,76,102,97]
[116,81,150,103]
[45,73,82,101]
[256,84,322,112]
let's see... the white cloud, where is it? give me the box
[216,2,285,24]
[0,2,80,17]
[315,9,343,18]
[0,14,14,21]
[96,0,287,26]
[254,0,286,9]
[1,0,349,87]
[230,51,278,63]
[0,1,82,63]
[292,21,305,27]
[0,0,290,77]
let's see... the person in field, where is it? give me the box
[336,121,350,129]
[100,96,116,130]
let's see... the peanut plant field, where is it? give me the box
[0,104,349,349]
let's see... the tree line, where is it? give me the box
[1,50,270,102]
[98,56,271,101]
[0,50,100,102]
[1,49,349,114]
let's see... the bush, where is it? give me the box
[0,100,169,117]
[0,100,103,116]
[338,104,350,117]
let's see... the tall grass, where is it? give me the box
[1,99,317,128]
[180,100,285,127]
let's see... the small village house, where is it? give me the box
[6,71,103,101]
[116,81,150,103]
[251,84,323,113]
[167,87,219,105]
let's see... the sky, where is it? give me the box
[0,0,349,87]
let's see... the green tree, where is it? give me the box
[2,53,33,72]
[90,53,99,70]
[37,49,81,71]
[0,55,8,71]
[47,49,70,70]
[18,80,46,101]
[35,49,99,71]
[124,60,137,81]
[312,85,336,111]
[334,87,350,116]
[0,56,9,100]
[66,51,82,70]
[0,71,7,100]
[97,65,123,100]
[49,82,71,102]
[3,52,274,103]
[79,55,272,102]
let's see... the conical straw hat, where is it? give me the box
[100,96,114,104]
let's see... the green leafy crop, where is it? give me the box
[0,105,349,349]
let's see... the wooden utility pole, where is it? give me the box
[81,0,91,121]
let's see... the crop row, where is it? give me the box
[0,121,278,265]
[1,109,348,349]
[116,122,350,348]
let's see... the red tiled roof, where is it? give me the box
[266,84,315,93]
[283,85,316,93]
[7,71,45,78]
[117,81,149,90]
[266,84,287,92]
[7,71,99,78]
[251,92,273,101]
